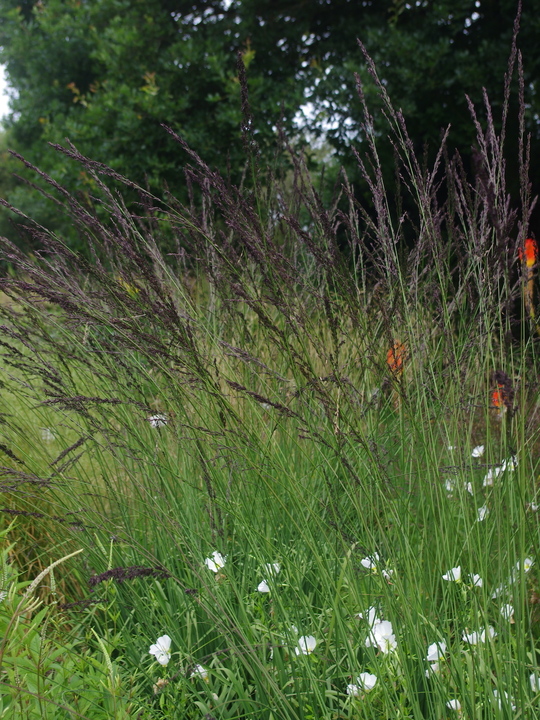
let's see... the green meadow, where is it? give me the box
[0,49,539,720]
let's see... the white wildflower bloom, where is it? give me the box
[357,606,380,627]
[482,625,497,642]
[471,445,485,458]
[366,619,397,654]
[530,673,540,692]
[356,672,377,691]
[483,468,495,487]
[444,478,457,496]
[381,568,394,580]
[529,502,540,512]
[470,573,483,587]
[465,482,474,495]
[204,551,227,573]
[149,635,172,666]
[462,629,481,645]
[360,553,380,570]
[442,566,461,582]
[446,699,462,711]
[257,580,270,593]
[491,582,506,599]
[476,505,489,521]
[426,641,446,663]
[190,664,209,681]
[448,445,457,451]
[500,603,514,621]
[295,635,317,655]
[523,557,534,573]
[265,563,281,576]
[493,689,516,711]
[425,662,440,676]
[500,456,518,472]
[147,414,168,428]
[346,683,360,696]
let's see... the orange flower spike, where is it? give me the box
[518,237,538,268]
[387,341,405,376]
[492,385,504,409]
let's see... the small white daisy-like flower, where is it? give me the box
[295,635,317,655]
[470,573,483,587]
[442,566,461,582]
[147,414,168,428]
[204,551,227,573]
[149,635,172,666]
[471,445,485,458]
[257,580,270,593]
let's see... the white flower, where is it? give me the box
[465,482,474,495]
[346,683,360,696]
[425,662,440,676]
[265,563,281,576]
[190,664,208,681]
[257,580,270,593]
[523,557,534,573]
[426,641,446,663]
[147,414,168,428]
[444,478,457,496]
[295,635,317,655]
[500,603,514,621]
[381,568,394,580]
[446,699,461,711]
[356,672,377,691]
[360,553,380,570]
[442,566,461,582]
[366,619,397,654]
[472,445,485,458]
[462,626,496,645]
[482,625,497,642]
[476,505,489,521]
[529,502,540,512]
[470,573,483,587]
[493,689,516,711]
[530,672,540,692]
[501,456,518,472]
[149,635,172,666]
[357,606,380,626]
[204,551,227,573]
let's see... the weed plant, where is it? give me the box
[0,34,539,720]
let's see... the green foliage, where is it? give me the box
[0,526,143,718]
[3,1,540,248]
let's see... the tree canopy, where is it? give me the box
[1,0,539,246]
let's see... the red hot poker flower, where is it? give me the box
[518,237,538,268]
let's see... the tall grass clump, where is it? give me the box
[0,32,539,719]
